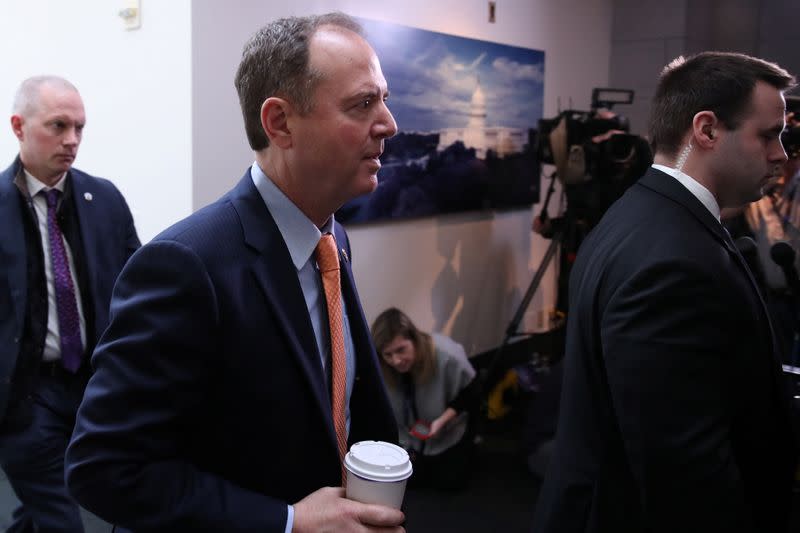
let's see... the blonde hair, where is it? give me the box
[371,308,436,389]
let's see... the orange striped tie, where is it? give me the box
[315,234,348,485]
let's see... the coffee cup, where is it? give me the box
[344,440,413,509]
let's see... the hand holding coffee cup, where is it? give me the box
[344,440,413,509]
[291,486,405,532]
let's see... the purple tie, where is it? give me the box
[44,189,83,373]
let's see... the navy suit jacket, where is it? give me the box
[66,170,398,532]
[0,157,139,420]
[532,168,798,533]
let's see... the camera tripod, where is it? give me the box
[482,225,563,388]
[481,171,578,391]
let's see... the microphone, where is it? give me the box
[735,235,758,257]
[735,236,765,287]
[771,241,800,367]
[770,241,800,294]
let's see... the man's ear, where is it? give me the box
[692,110,718,148]
[260,97,293,149]
[10,115,24,141]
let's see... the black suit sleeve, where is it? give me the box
[66,241,288,532]
[114,185,141,261]
[599,257,752,532]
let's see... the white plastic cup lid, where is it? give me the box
[344,441,412,482]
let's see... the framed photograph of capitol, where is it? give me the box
[336,18,545,224]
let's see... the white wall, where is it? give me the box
[0,0,193,242]
[192,0,613,356]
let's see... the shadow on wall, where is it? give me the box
[431,214,531,354]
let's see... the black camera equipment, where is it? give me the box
[783,96,800,160]
[771,240,800,368]
[482,89,652,390]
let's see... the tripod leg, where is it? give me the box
[474,231,563,442]
[506,232,562,338]
[481,233,561,388]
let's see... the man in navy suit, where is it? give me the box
[533,53,798,532]
[66,13,403,533]
[0,76,139,532]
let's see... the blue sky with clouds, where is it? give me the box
[359,18,545,133]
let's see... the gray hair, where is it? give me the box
[13,75,79,117]
[234,12,363,151]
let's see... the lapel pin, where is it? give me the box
[341,248,349,263]
[84,192,93,202]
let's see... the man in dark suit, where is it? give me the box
[0,76,139,532]
[66,13,404,533]
[533,52,799,533]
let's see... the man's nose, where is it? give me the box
[63,127,80,146]
[374,103,398,139]
[772,141,789,165]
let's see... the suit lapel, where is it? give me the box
[0,161,27,339]
[70,171,100,309]
[638,169,768,288]
[334,223,394,443]
[230,173,333,431]
[638,169,732,249]
[639,168,781,367]
[334,223,375,374]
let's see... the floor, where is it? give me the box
[0,415,796,532]
[403,432,541,533]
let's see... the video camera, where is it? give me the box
[536,88,652,227]
[537,89,643,182]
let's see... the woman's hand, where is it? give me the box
[428,407,458,439]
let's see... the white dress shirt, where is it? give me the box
[24,170,87,362]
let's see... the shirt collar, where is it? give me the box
[24,168,67,198]
[250,161,334,270]
[651,163,721,221]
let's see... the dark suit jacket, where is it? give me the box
[66,171,398,532]
[532,168,798,533]
[0,157,139,420]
